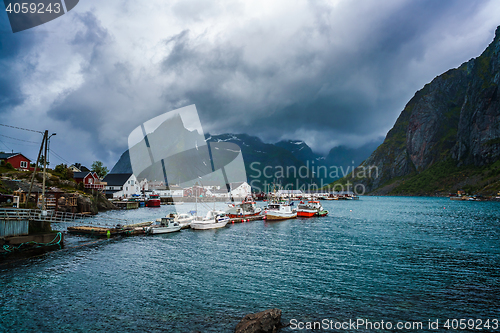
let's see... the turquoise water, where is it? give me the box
[1,197,499,332]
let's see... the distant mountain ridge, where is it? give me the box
[110,133,381,190]
[335,26,500,196]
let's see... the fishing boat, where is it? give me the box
[226,197,262,218]
[146,217,181,234]
[190,210,229,230]
[174,213,195,229]
[297,201,319,217]
[316,210,328,217]
[156,213,195,229]
[264,201,297,220]
[146,194,161,207]
[297,200,329,217]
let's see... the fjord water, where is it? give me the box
[1,197,499,332]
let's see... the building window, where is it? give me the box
[131,180,134,186]
[20,161,28,168]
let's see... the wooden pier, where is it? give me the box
[67,215,265,237]
[114,201,140,210]
[228,215,265,223]
[67,225,146,237]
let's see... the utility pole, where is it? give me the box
[26,130,47,208]
[41,132,48,212]
[41,132,56,212]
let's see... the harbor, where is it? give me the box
[1,196,499,332]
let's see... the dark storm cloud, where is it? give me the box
[1,0,499,167]
[46,11,119,160]
[155,0,491,153]
[0,13,38,114]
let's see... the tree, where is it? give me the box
[54,163,73,180]
[54,163,67,174]
[91,161,109,179]
[37,156,48,167]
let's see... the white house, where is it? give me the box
[155,185,184,198]
[103,173,146,199]
[229,182,251,199]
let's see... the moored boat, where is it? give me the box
[190,211,229,230]
[297,200,328,217]
[146,217,181,234]
[296,201,317,217]
[146,194,161,207]
[226,197,262,218]
[316,210,328,217]
[264,201,297,220]
[174,213,195,229]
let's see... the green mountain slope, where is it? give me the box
[329,26,500,196]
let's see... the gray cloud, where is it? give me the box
[1,0,500,167]
[0,14,38,114]
[155,0,494,153]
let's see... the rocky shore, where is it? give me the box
[235,309,283,333]
[1,177,116,214]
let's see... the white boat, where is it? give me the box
[156,213,195,229]
[264,202,297,220]
[190,210,229,230]
[174,213,195,229]
[146,217,181,234]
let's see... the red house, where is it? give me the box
[0,152,33,171]
[183,185,207,197]
[73,171,105,190]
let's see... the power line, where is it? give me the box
[0,139,11,150]
[0,123,44,134]
[51,149,71,164]
[0,133,40,144]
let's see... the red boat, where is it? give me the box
[297,201,324,217]
[146,194,161,207]
[226,198,262,218]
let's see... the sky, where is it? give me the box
[1,0,500,169]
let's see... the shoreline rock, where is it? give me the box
[235,308,282,333]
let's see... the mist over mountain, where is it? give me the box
[110,133,381,191]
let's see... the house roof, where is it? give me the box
[230,181,247,188]
[103,173,133,186]
[212,189,229,194]
[0,152,18,159]
[105,190,120,195]
[73,171,92,179]
[0,152,30,161]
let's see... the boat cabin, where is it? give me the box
[160,217,178,227]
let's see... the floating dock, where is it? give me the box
[228,215,265,223]
[114,201,140,210]
[67,226,146,237]
[67,215,265,237]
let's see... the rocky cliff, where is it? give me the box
[339,26,500,195]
